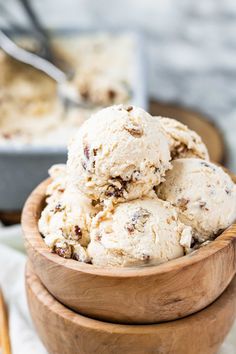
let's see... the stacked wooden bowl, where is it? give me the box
[22,174,236,354]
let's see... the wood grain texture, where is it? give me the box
[150,100,225,164]
[0,289,12,354]
[26,262,236,354]
[21,170,236,325]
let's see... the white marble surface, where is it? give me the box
[2,0,236,170]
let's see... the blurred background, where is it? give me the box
[1,0,236,164]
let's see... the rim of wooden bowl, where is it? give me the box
[26,260,236,331]
[22,172,236,278]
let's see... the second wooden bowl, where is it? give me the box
[22,174,236,325]
[26,262,236,354]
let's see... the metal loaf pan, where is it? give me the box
[0,29,147,211]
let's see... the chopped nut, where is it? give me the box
[124,123,143,138]
[105,185,124,198]
[126,105,133,112]
[178,198,189,212]
[125,207,151,233]
[154,167,160,174]
[54,203,65,213]
[93,148,98,156]
[171,144,188,159]
[94,234,102,242]
[112,249,125,257]
[132,208,150,223]
[53,242,72,258]
[83,145,90,160]
[225,187,232,195]
[91,199,100,207]
[125,222,135,234]
[105,177,128,198]
[74,225,82,239]
[81,160,87,170]
[199,201,209,211]
[166,216,175,225]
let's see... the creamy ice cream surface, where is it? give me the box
[158,158,236,242]
[67,105,171,203]
[158,117,209,160]
[87,198,192,267]
[38,107,236,267]
[38,164,100,262]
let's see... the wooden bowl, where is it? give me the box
[22,173,236,325]
[26,262,236,354]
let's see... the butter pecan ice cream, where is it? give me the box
[67,105,171,204]
[38,164,100,262]
[87,198,192,267]
[38,106,236,267]
[158,158,236,242]
[158,117,209,160]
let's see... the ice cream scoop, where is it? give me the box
[38,164,100,262]
[87,198,192,267]
[67,105,171,204]
[158,158,236,242]
[158,117,209,160]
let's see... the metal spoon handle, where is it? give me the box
[19,0,48,41]
[0,30,66,83]
[18,0,55,62]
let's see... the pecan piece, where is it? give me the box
[81,160,87,170]
[105,177,128,198]
[178,198,189,212]
[125,223,135,234]
[54,203,65,213]
[105,185,124,198]
[126,105,133,112]
[199,201,209,211]
[91,199,100,207]
[124,123,143,138]
[83,145,90,160]
[125,208,150,233]
[53,242,72,259]
[74,225,82,240]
